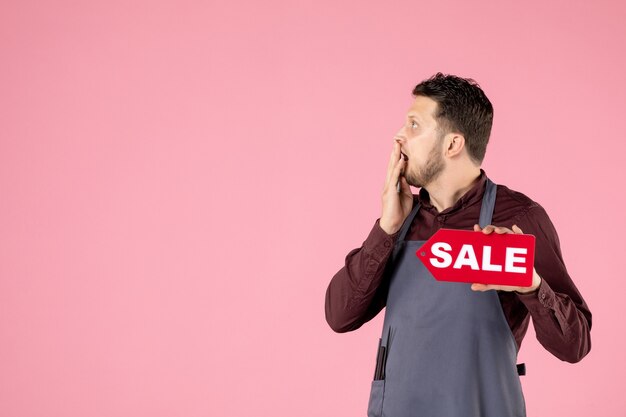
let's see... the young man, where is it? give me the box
[324,73,592,417]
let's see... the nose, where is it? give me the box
[394,125,407,142]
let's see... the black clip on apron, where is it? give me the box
[367,177,526,417]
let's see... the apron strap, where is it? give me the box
[479,177,497,228]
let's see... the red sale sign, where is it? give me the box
[415,229,536,287]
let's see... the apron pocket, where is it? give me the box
[367,379,385,417]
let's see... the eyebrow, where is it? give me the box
[407,114,422,122]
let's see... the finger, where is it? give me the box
[494,226,513,234]
[473,283,521,292]
[471,283,491,292]
[512,224,524,234]
[482,225,496,234]
[473,223,482,232]
[385,141,398,185]
[399,175,411,195]
[388,155,405,188]
[385,141,402,185]
[472,283,508,292]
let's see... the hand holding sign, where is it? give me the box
[470,224,542,294]
[415,224,541,293]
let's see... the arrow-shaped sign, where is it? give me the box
[416,228,536,287]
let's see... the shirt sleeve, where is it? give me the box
[324,218,400,333]
[513,205,592,363]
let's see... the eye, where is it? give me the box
[411,120,418,129]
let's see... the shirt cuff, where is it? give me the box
[515,276,557,310]
[362,218,401,263]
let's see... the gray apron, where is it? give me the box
[367,177,526,417]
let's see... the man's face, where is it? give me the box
[394,95,446,188]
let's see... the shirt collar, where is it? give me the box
[417,168,488,215]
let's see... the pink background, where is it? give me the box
[1,0,624,416]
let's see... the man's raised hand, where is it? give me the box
[380,140,413,235]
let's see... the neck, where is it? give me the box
[425,166,482,213]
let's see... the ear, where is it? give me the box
[444,133,465,157]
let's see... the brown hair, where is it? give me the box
[412,72,494,165]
